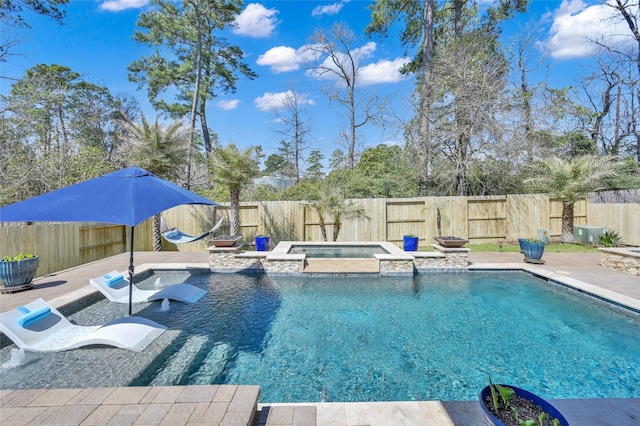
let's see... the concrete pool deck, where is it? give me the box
[1,250,639,425]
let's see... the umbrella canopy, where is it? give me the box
[0,166,216,226]
[0,166,218,314]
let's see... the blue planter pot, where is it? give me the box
[520,240,545,262]
[255,236,270,251]
[403,236,419,251]
[479,385,570,426]
[518,238,526,252]
[0,256,39,290]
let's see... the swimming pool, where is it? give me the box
[1,271,639,403]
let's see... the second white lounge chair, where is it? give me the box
[0,298,167,352]
[89,270,207,304]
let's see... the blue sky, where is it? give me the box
[1,0,634,166]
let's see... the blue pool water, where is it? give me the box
[288,244,389,258]
[1,271,639,403]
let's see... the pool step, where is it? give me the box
[303,258,379,274]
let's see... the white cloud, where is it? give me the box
[99,0,148,12]
[311,1,346,17]
[544,0,634,59]
[254,90,315,112]
[217,99,240,110]
[256,45,322,73]
[233,3,278,38]
[358,57,411,86]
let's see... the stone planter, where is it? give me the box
[0,256,39,292]
[209,236,242,247]
[434,236,468,248]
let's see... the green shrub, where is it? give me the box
[599,230,623,247]
[2,253,37,262]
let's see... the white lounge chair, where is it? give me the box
[0,298,167,352]
[89,270,206,304]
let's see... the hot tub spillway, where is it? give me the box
[303,258,380,274]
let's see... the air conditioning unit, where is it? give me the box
[573,226,606,245]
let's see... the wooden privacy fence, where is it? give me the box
[1,194,638,277]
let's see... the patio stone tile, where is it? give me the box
[157,402,198,426]
[183,401,210,423]
[30,388,83,406]
[2,389,48,407]
[0,405,48,425]
[0,389,16,402]
[220,408,253,425]
[293,406,317,426]
[31,404,97,425]
[177,385,218,403]
[69,388,117,405]
[138,387,162,404]
[200,401,230,424]
[151,386,185,404]
[213,385,237,402]
[265,405,293,425]
[314,402,347,426]
[118,403,148,415]
[80,404,121,425]
[103,387,150,405]
[133,402,172,425]
[228,385,259,412]
[104,413,139,426]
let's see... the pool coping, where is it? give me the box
[270,241,416,261]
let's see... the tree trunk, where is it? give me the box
[153,214,163,251]
[332,222,341,242]
[229,187,240,236]
[417,0,435,195]
[560,202,576,244]
[319,217,327,241]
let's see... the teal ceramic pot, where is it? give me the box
[0,256,39,289]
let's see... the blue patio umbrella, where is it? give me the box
[0,166,218,314]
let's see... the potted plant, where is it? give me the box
[403,234,419,251]
[0,253,40,292]
[255,235,270,251]
[479,378,569,426]
[520,238,545,264]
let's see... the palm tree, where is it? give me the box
[208,144,261,236]
[117,112,190,250]
[306,192,370,241]
[526,155,619,243]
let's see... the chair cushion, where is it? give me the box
[104,274,124,287]
[16,307,52,327]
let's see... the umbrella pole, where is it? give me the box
[128,226,135,316]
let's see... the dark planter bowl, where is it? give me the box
[479,385,569,426]
[0,256,39,291]
[209,236,242,247]
[403,236,419,251]
[434,236,468,248]
[255,236,270,251]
